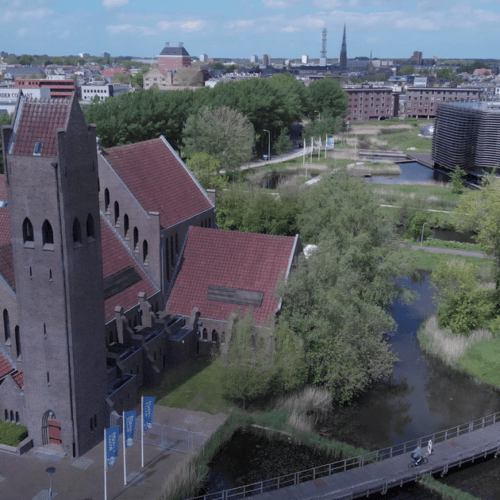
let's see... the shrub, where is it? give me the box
[0,421,28,446]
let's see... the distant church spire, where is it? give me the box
[339,23,347,71]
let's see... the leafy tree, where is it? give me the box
[182,105,254,173]
[131,68,148,89]
[453,176,500,288]
[432,259,494,334]
[186,152,226,191]
[216,184,300,236]
[174,68,204,87]
[92,94,100,104]
[94,76,103,81]
[221,310,276,408]
[450,166,466,193]
[407,212,432,242]
[280,170,411,402]
[113,73,132,85]
[305,78,348,119]
[400,65,414,75]
[274,129,292,155]
[0,113,13,174]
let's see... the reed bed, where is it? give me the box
[420,474,482,500]
[418,315,492,367]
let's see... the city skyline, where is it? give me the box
[0,0,498,60]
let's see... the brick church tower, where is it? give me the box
[1,95,107,456]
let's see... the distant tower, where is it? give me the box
[320,28,327,66]
[340,23,347,71]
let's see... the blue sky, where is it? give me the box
[0,0,498,60]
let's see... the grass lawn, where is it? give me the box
[398,247,495,273]
[459,339,500,388]
[0,421,28,446]
[139,356,234,414]
[403,238,489,255]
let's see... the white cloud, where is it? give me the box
[103,0,129,9]
[107,24,156,36]
[180,20,207,32]
[262,0,305,8]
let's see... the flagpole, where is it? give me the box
[104,428,107,500]
[123,412,127,486]
[141,396,144,468]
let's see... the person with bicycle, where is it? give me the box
[410,446,423,466]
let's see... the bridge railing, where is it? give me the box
[185,410,500,500]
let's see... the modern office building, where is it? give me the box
[432,101,500,176]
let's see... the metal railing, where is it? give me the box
[185,410,500,500]
[135,423,207,455]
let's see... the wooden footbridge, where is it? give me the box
[188,411,500,500]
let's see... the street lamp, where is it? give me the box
[420,222,428,246]
[263,129,271,161]
[46,467,56,500]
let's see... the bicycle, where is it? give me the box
[408,456,428,468]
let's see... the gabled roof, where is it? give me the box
[159,46,190,57]
[8,97,71,157]
[101,217,158,322]
[12,370,24,389]
[101,138,213,229]
[166,227,298,324]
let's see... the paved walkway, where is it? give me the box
[401,244,492,259]
[0,407,227,500]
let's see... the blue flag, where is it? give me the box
[105,426,119,467]
[143,397,156,431]
[124,410,137,448]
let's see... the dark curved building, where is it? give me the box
[432,102,500,176]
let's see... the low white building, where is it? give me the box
[0,87,49,114]
[81,83,112,102]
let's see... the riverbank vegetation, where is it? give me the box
[0,421,28,446]
[420,475,482,500]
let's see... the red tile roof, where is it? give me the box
[166,227,296,324]
[12,371,24,389]
[0,350,13,378]
[102,138,212,229]
[101,217,158,322]
[10,98,71,157]
[0,207,14,290]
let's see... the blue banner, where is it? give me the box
[124,410,137,448]
[142,397,156,431]
[105,426,119,467]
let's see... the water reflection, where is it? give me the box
[365,162,441,184]
[321,272,500,448]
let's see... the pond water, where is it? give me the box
[205,272,500,498]
[365,162,447,184]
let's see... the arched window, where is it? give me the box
[3,309,10,344]
[212,330,218,343]
[15,326,20,359]
[202,328,207,341]
[221,332,226,344]
[4,409,7,420]
[104,188,110,212]
[114,201,120,226]
[15,411,19,423]
[143,240,148,264]
[42,220,54,248]
[86,214,95,242]
[175,233,179,253]
[133,227,139,252]
[22,218,34,246]
[170,235,174,263]
[73,218,82,246]
[10,410,13,421]
[208,218,212,228]
[124,214,129,239]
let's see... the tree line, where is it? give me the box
[83,74,348,169]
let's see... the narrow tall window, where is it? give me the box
[143,240,148,264]
[114,201,120,226]
[175,233,179,253]
[73,218,82,246]
[133,227,139,252]
[22,218,34,246]
[104,189,110,212]
[170,235,174,263]
[124,214,129,239]
[15,326,20,359]
[3,309,10,344]
[86,214,95,242]
[42,220,54,249]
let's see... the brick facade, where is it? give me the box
[345,87,399,121]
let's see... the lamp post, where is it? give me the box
[420,222,428,246]
[46,467,56,500]
[263,129,271,162]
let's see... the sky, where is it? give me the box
[1,0,499,61]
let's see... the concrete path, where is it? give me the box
[401,244,492,259]
[0,407,227,500]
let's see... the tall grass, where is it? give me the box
[419,474,482,500]
[418,315,492,367]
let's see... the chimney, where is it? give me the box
[165,42,169,47]
[179,42,184,47]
